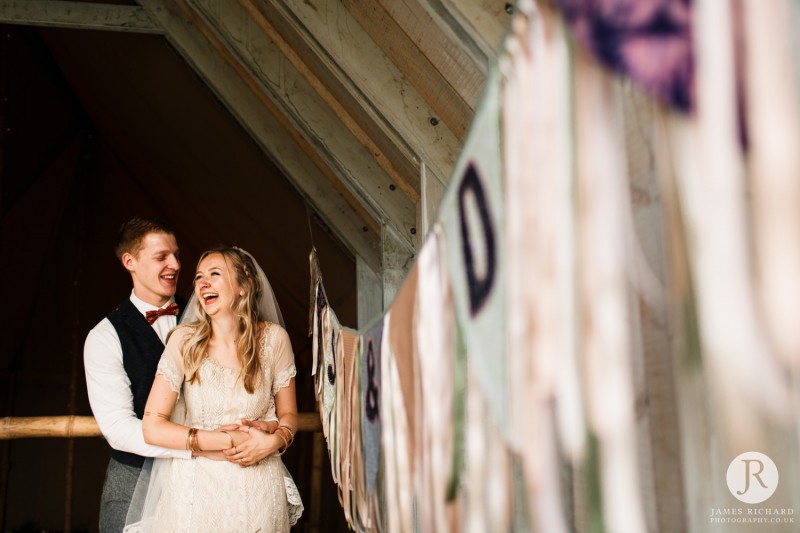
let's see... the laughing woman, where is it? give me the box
[126,247,303,532]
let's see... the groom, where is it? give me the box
[84,217,190,532]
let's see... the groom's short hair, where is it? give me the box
[114,217,176,261]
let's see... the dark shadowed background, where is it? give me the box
[0,24,355,532]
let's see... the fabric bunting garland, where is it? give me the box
[310,0,800,531]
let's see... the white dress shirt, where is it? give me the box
[84,290,190,459]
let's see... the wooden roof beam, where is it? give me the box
[137,0,383,271]
[239,0,420,206]
[342,0,482,140]
[267,0,460,191]
[0,0,161,33]
[182,0,417,251]
[247,0,421,204]
[426,0,510,67]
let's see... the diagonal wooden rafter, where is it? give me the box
[266,0,460,191]
[426,0,510,69]
[0,0,161,33]
[136,0,384,271]
[341,0,482,140]
[182,0,418,251]
[246,0,424,200]
[238,0,420,205]
[2,0,507,268]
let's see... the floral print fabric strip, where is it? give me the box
[555,0,695,112]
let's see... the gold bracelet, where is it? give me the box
[144,411,171,420]
[278,425,295,447]
[190,428,202,453]
[186,427,194,451]
[274,426,290,445]
[220,430,235,450]
[275,430,289,455]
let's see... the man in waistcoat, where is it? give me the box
[84,217,191,532]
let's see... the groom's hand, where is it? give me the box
[241,419,278,434]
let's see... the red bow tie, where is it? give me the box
[145,302,180,325]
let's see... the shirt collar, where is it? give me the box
[129,290,176,315]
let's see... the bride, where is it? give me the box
[126,246,303,532]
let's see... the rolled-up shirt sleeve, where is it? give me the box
[84,318,190,459]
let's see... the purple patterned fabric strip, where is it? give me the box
[555,0,695,112]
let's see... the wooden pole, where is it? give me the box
[0,413,322,440]
[0,374,15,531]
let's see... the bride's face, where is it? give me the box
[194,253,243,317]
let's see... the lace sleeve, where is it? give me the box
[269,324,297,394]
[274,366,297,394]
[156,326,188,393]
[156,357,182,393]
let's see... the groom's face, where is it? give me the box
[124,232,181,307]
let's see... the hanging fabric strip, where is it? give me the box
[553,0,695,113]
[440,65,508,438]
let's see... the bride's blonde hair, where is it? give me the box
[180,247,264,393]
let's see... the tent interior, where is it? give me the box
[0,23,360,531]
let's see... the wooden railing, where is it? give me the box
[0,413,322,439]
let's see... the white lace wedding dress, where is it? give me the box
[126,322,303,533]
